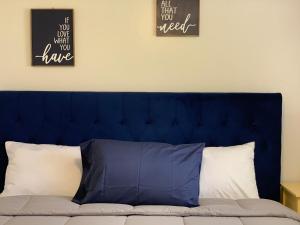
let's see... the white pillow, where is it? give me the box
[199,142,259,199]
[1,141,82,197]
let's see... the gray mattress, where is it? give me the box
[0,196,299,225]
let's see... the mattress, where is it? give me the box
[0,196,299,225]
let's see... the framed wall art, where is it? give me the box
[156,0,199,36]
[31,9,74,66]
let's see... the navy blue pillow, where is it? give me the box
[73,139,205,207]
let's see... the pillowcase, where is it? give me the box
[1,141,82,197]
[199,142,259,199]
[73,139,205,207]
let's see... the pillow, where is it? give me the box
[1,141,82,197]
[73,139,205,207]
[199,142,259,199]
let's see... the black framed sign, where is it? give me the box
[31,9,74,66]
[156,0,199,36]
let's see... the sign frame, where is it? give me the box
[31,9,75,66]
[156,0,199,36]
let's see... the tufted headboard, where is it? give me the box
[0,91,282,201]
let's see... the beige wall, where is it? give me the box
[0,0,300,181]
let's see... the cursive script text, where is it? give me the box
[157,13,196,34]
[35,43,73,64]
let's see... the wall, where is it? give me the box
[0,0,299,181]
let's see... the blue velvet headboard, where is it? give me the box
[0,91,282,201]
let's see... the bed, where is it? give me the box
[0,91,299,225]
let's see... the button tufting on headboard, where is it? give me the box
[118,119,125,125]
[172,118,179,126]
[93,119,99,124]
[145,118,153,125]
[0,92,282,201]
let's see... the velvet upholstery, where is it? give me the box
[0,91,282,201]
